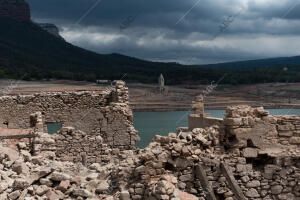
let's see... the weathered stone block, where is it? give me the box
[245,188,260,198]
[228,128,252,135]
[120,190,130,200]
[236,164,247,173]
[243,148,258,158]
[278,131,293,137]
[277,123,295,131]
[289,137,300,144]
[179,174,194,182]
[246,180,260,188]
[224,118,242,126]
[271,185,283,195]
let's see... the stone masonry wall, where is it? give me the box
[125,129,300,200]
[1,102,300,199]
[188,94,224,131]
[52,127,115,165]
[224,105,300,149]
[0,81,139,147]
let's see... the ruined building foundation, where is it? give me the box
[0,81,139,148]
[0,84,299,200]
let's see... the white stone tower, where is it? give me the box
[158,74,165,93]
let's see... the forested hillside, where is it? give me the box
[1,18,300,84]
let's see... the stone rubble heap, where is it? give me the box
[1,103,300,199]
[0,141,139,200]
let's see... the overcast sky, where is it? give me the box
[27,0,300,64]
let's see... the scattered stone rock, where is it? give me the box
[246,188,260,198]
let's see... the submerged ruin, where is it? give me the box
[0,82,299,200]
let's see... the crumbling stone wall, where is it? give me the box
[223,156,300,199]
[179,104,300,199]
[50,127,118,165]
[2,90,300,200]
[224,105,300,149]
[127,127,226,200]
[125,126,300,200]
[188,95,224,130]
[1,103,300,199]
[0,81,139,147]
[276,115,300,145]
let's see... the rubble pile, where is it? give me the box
[0,126,222,200]
[0,88,300,199]
[0,141,140,200]
[128,126,227,200]
[1,116,300,199]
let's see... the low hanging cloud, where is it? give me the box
[27,0,300,64]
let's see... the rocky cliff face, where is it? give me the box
[0,0,30,21]
[38,23,65,40]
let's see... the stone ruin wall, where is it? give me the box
[122,105,300,200]
[188,94,224,131]
[2,105,300,200]
[224,105,300,150]
[177,104,300,200]
[126,132,300,200]
[0,81,139,149]
[38,126,129,165]
[32,97,300,199]
[1,89,300,199]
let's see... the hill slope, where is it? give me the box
[201,55,300,69]
[1,18,300,84]
[0,18,184,82]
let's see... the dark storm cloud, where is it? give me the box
[27,0,300,64]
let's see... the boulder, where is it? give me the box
[271,185,283,195]
[243,148,258,158]
[48,172,71,181]
[245,188,260,198]
[173,189,198,200]
[8,190,21,200]
[73,188,93,197]
[12,160,29,175]
[13,179,30,190]
[96,180,110,193]
[120,190,130,200]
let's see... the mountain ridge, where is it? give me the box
[0,0,30,21]
[0,18,300,84]
[200,55,300,69]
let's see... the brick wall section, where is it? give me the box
[0,81,139,147]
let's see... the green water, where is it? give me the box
[134,109,300,148]
[47,123,62,134]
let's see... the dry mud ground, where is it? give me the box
[0,80,299,111]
